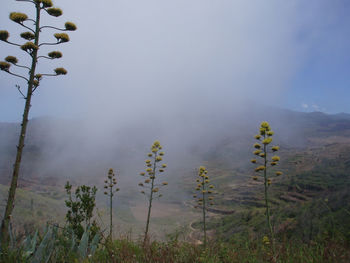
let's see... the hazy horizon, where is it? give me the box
[0,0,349,186]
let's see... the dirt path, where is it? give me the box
[187,219,203,245]
[183,200,234,245]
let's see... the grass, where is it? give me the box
[1,233,348,262]
[0,184,66,232]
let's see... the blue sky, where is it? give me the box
[0,0,349,123]
[284,1,350,114]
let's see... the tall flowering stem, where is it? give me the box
[0,0,76,244]
[139,141,168,244]
[251,121,282,252]
[193,166,215,248]
[103,168,119,241]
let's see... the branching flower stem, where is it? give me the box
[144,150,157,244]
[39,41,59,46]
[263,137,274,251]
[6,71,29,82]
[0,1,41,243]
[12,63,31,70]
[3,40,21,47]
[40,25,67,31]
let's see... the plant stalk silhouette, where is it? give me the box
[193,166,215,248]
[251,121,282,254]
[103,168,119,241]
[0,0,76,243]
[138,141,168,245]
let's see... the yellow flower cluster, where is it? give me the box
[271,156,280,162]
[64,22,77,31]
[48,51,62,59]
[5,56,18,64]
[271,146,280,152]
[0,61,10,71]
[54,33,70,43]
[194,166,215,207]
[252,121,283,184]
[54,67,67,75]
[0,30,9,41]
[254,143,261,149]
[104,168,118,196]
[20,31,35,40]
[21,42,38,52]
[139,141,168,196]
[255,166,265,172]
[40,0,53,8]
[47,7,63,17]
[262,137,272,145]
[9,12,28,23]
[262,235,270,245]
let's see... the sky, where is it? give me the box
[0,0,350,123]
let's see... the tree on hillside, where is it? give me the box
[0,0,76,243]
[251,121,282,253]
[138,140,168,245]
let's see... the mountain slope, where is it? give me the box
[0,109,350,240]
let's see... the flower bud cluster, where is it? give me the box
[104,168,119,196]
[139,141,168,197]
[252,121,283,183]
[0,0,76,88]
[193,166,215,207]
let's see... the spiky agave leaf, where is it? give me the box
[89,232,100,256]
[31,226,57,263]
[78,229,89,258]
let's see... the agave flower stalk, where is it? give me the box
[104,168,120,241]
[0,0,76,244]
[193,166,215,248]
[138,141,168,244]
[251,121,282,252]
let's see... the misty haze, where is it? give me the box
[0,0,349,262]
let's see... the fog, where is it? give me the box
[0,0,347,188]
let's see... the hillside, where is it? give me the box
[0,109,350,242]
[186,110,350,242]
